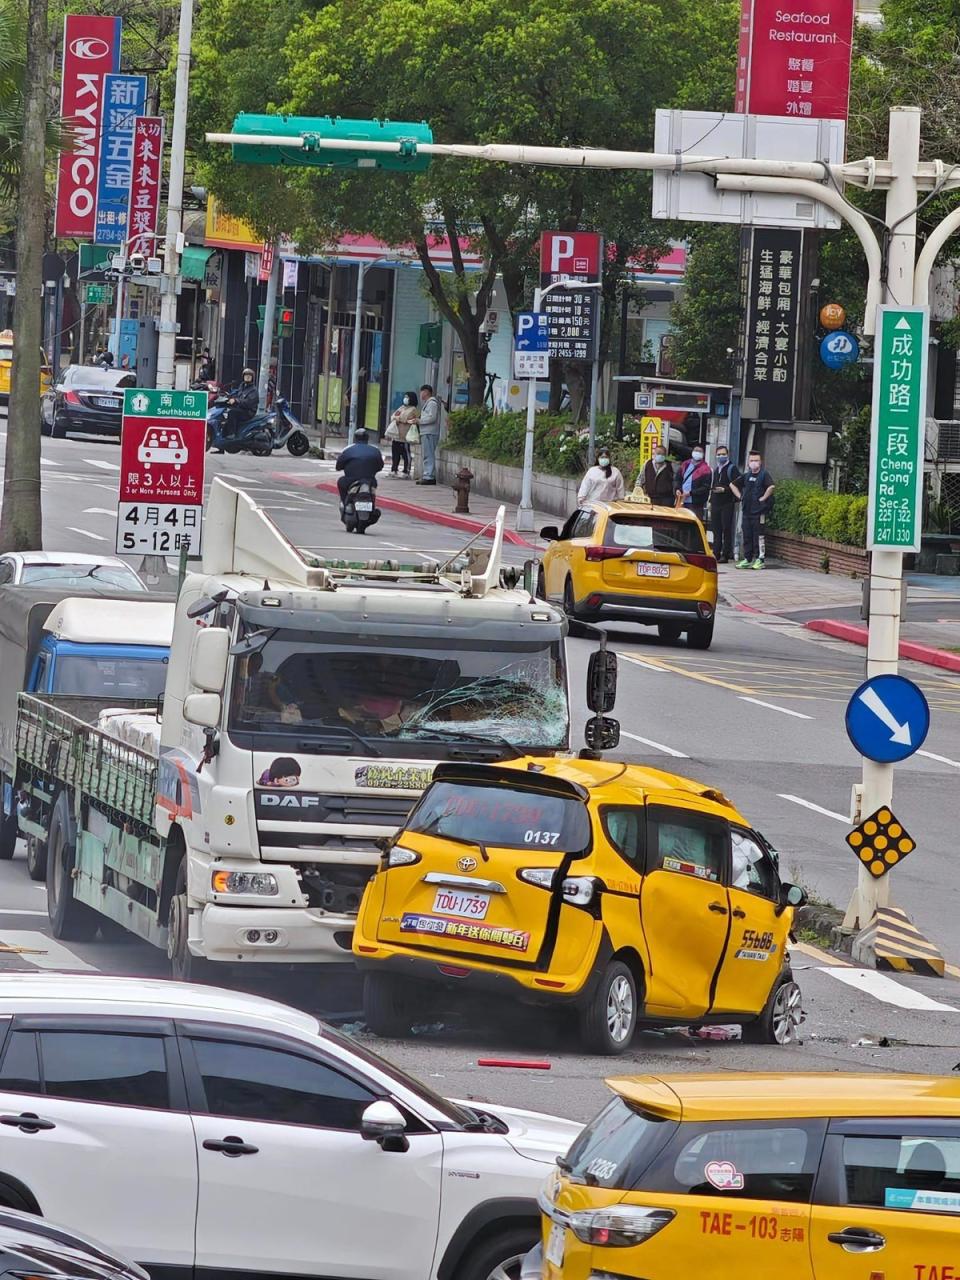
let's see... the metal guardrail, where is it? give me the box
[16,695,157,829]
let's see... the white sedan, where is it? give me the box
[0,974,580,1280]
[0,551,146,592]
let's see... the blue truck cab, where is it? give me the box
[0,588,174,866]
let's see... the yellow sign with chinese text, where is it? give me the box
[204,198,263,252]
[638,416,663,468]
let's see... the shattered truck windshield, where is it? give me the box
[228,629,569,755]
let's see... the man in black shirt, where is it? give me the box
[737,450,776,569]
[710,445,742,563]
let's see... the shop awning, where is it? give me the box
[181,245,215,282]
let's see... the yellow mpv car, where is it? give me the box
[538,500,718,648]
[0,330,53,403]
[354,757,805,1054]
[533,1072,960,1280]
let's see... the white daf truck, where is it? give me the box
[19,479,610,977]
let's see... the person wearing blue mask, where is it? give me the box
[673,445,712,524]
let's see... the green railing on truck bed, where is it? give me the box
[17,695,158,829]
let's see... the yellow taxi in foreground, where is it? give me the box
[532,1072,960,1280]
[538,499,718,647]
[354,756,806,1054]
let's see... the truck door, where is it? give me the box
[639,801,731,1017]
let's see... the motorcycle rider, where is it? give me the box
[216,366,259,452]
[336,427,383,508]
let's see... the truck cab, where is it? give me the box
[29,597,172,699]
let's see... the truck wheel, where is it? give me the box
[167,857,215,982]
[456,1225,537,1280]
[742,972,803,1046]
[579,961,637,1055]
[25,837,47,882]
[0,778,17,861]
[363,972,414,1038]
[47,792,97,942]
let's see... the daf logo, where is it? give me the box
[69,37,110,59]
[457,856,478,873]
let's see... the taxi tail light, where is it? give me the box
[385,845,420,868]
[518,867,556,890]
[585,546,625,561]
[569,1206,676,1247]
[684,552,717,572]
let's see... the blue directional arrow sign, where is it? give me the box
[845,673,930,764]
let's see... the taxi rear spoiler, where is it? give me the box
[605,1075,684,1121]
[432,762,590,802]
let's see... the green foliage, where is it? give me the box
[668,226,741,384]
[831,405,871,495]
[443,409,636,480]
[767,479,867,547]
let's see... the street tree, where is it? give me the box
[0,0,48,551]
[192,0,739,406]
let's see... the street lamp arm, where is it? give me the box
[913,203,960,306]
[715,173,883,334]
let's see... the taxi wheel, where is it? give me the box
[686,620,715,650]
[743,974,803,1045]
[562,578,578,617]
[363,972,414,1038]
[580,961,637,1055]
[657,623,682,643]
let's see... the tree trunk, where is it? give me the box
[1,0,48,551]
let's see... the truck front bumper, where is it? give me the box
[194,904,356,964]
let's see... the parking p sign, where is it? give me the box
[514,312,549,379]
[118,388,207,556]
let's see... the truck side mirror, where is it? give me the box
[587,648,618,714]
[539,526,560,541]
[584,716,620,751]
[183,692,221,729]
[190,628,230,692]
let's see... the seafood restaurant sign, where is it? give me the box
[735,0,855,121]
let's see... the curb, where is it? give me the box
[804,618,960,673]
[315,481,539,550]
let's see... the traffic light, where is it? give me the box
[278,307,294,339]
[230,115,432,173]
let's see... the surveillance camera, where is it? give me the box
[128,251,146,273]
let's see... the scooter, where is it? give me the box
[206,396,310,457]
[341,478,380,534]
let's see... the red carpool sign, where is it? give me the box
[118,389,207,556]
[55,15,122,239]
[735,0,855,120]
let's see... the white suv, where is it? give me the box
[0,974,579,1280]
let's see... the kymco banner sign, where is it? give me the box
[55,15,122,240]
[735,0,854,121]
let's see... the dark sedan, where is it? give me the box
[41,365,137,439]
[0,1207,147,1280]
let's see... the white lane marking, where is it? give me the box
[84,459,120,471]
[40,458,61,467]
[778,793,848,823]
[0,909,48,917]
[823,967,959,1013]
[66,527,109,542]
[620,730,689,759]
[0,931,94,970]
[739,696,813,720]
[918,749,960,769]
[83,508,117,517]
[220,472,262,483]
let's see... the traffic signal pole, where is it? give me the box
[257,250,280,411]
[156,0,194,389]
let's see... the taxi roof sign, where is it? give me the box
[846,806,915,878]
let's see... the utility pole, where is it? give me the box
[257,251,279,409]
[155,0,194,389]
[0,0,48,551]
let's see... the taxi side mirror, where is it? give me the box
[778,882,807,915]
[540,526,560,541]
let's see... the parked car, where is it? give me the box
[538,498,718,648]
[40,366,136,439]
[0,552,146,592]
[0,1207,147,1280]
[531,1071,960,1279]
[0,974,580,1280]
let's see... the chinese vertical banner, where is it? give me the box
[127,116,164,257]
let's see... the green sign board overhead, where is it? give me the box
[868,305,929,553]
[230,114,433,172]
[81,283,114,305]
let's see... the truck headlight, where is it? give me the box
[212,870,279,895]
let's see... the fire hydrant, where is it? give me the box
[453,466,474,514]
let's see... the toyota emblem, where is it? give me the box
[457,856,478,873]
[69,37,110,59]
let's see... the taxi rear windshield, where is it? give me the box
[562,1096,677,1190]
[605,517,705,553]
[408,781,591,853]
